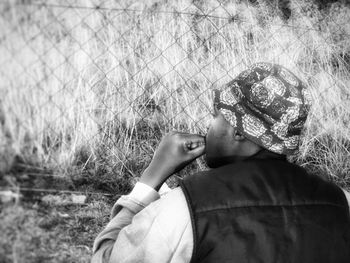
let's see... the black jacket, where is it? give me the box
[180,152,350,263]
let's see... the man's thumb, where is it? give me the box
[188,144,205,157]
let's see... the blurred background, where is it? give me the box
[0,0,350,262]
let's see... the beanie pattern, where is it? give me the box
[214,62,311,155]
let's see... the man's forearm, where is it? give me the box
[139,164,169,191]
[93,207,136,251]
[91,182,166,263]
[91,207,137,263]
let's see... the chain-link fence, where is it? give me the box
[1,0,350,194]
[1,0,350,261]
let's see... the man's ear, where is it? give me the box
[233,129,245,141]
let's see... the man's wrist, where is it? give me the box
[139,165,170,191]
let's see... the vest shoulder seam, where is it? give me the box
[196,202,347,214]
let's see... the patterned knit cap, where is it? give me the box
[213,62,311,155]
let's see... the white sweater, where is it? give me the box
[92,182,350,263]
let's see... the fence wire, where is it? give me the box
[1,0,350,195]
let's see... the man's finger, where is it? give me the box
[188,144,206,158]
[186,140,205,150]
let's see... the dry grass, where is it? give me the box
[1,0,350,181]
[0,199,111,263]
[1,0,350,261]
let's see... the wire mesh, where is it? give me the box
[1,0,350,195]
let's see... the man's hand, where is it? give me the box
[139,132,206,191]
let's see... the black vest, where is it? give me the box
[180,154,350,263]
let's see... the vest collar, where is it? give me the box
[207,149,286,169]
[245,149,286,161]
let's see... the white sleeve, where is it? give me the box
[109,187,193,263]
[92,182,168,263]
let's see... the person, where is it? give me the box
[91,62,350,263]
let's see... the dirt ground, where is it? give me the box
[0,169,122,263]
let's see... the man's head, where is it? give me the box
[205,62,311,168]
[205,106,263,168]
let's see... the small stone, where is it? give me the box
[20,174,30,180]
[58,212,70,218]
[0,190,21,203]
[72,194,86,204]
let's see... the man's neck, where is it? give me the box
[207,149,285,169]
